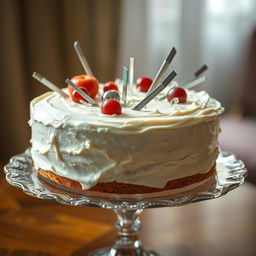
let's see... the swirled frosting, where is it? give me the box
[30,87,224,189]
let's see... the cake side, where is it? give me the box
[29,89,223,191]
[37,165,216,194]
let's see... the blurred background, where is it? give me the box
[0,0,256,182]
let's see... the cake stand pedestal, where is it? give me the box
[4,149,247,256]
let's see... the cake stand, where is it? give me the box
[4,149,247,256]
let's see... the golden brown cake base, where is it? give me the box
[37,165,216,194]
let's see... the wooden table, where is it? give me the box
[0,162,255,256]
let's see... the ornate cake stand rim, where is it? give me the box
[4,149,248,210]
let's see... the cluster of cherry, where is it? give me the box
[68,75,187,115]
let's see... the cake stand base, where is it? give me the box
[88,209,159,256]
[88,247,158,256]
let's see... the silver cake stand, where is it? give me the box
[4,149,247,256]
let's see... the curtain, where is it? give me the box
[118,0,256,110]
[237,29,256,117]
[0,0,121,161]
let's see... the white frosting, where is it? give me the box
[30,87,224,189]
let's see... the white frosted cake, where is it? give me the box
[29,81,224,194]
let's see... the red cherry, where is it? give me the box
[104,82,118,92]
[101,99,122,115]
[68,74,99,99]
[167,87,187,103]
[71,87,89,103]
[136,77,152,92]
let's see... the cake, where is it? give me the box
[29,77,224,194]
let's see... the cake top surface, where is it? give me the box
[30,86,224,133]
